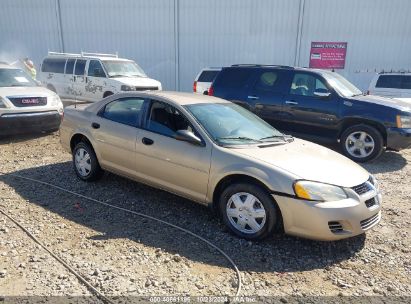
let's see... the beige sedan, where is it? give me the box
[60,92,382,241]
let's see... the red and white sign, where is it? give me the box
[309,42,347,69]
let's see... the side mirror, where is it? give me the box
[174,130,203,146]
[94,68,105,77]
[313,88,331,98]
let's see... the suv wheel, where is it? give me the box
[73,141,104,181]
[219,183,279,240]
[340,124,384,162]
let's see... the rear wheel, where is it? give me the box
[73,141,103,181]
[219,183,279,240]
[103,91,113,98]
[340,124,384,162]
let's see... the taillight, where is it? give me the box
[208,85,214,96]
[193,81,197,92]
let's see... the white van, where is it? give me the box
[39,52,162,102]
[368,73,411,102]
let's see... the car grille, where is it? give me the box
[135,86,158,91]
[328,221,344,234]
[360,213,380,230]
[8,97,47,107]
[365,197,377,208]
[351,180,372,195]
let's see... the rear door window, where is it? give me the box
[65,59,75,74]
[41,58,66,73]
[376,75,411,89]
[102,97,145,127]
[252,71,284,92]
[74,59,87,76]
[198,70,220,82]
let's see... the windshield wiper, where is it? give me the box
[110,74,130,78]
[351,93,363,97]
[217,136,263,143]
[260,134,294,142]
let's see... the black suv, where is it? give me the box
[209,65,411,162]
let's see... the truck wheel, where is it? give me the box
[219,183,280,240]
[340,124,384,162]
[73,141,104,181]
[103,91,113,98]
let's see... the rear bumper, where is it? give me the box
[386,127,411,150]
[0,111,62,135]
[273,191,382,241]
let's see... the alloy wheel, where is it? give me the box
[345,131,375,159]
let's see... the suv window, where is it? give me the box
[65,59,75,74]
[41,58,66,73]
[253,71,282,92]
[147,101,194,138]
[88,60,106,77]
[102,98,145,127]
[376,75,411,89]
[215,68,252,88]
[290,73,328,97]
[74,60,87,76]
[198,70,219,82]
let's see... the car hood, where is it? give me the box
[232,138,369,188]
[348,94,411,111]
[0,86,54,97]
[394,97,411,104]
[114,77,161,88]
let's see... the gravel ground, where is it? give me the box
[0,132,410,301]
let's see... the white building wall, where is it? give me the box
[0,0,410,91]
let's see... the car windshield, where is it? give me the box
[185,103,286,146]
[322,71,363,97]
[102,60,147,78]
[0,68,37,87]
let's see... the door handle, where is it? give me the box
[91,122,100,129]
[142,137,154,145]
[247,95,259,100]
[285,100,299,105]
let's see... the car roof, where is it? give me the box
[145,91,230,105]
[225,64,329,74]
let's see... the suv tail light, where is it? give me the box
[208,85,214,96]
[193,81,197,92]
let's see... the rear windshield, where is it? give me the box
[214,68,252,88]
[42,58,66,73]
[198,70,220,82]
[376,75,411,89]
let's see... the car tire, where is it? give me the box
[219,183,280,241]
[340,124,384,163]
[72,141,104,182]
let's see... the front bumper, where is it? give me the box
[0,110,62,136]
[273,190,382,241]
[386,127,411,151]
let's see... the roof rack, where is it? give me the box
[231,64,294,69]
[48,51,118,58]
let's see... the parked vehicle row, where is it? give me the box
[0,63,63,135]
[203,65,411,162]
[60,91,382,241]
[39,52,162,103]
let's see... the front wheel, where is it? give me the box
[340,124,384,162]
[219,183,280,241]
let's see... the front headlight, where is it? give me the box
[50,94,62,106]
[0,97,8,108]
[121,85,136,91]
[294,180,348,202]
[396,115,411,128]
[369,175,379,191]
